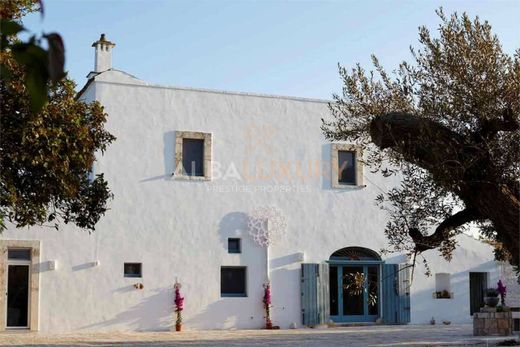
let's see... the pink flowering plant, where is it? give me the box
[263,282,272,329]
[497,280,507,306]
[174,282,184,326]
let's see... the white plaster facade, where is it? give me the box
[1,37,517,332]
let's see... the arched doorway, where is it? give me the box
[329,247,382,322]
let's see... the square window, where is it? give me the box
[338,150,356,184]
[175,131,212,180]
[221,266,247,297]
[228,238,241,254]
[8,249,31,261]
[124,263,142,278]
[434,273,452,299]
[182,138,204,176]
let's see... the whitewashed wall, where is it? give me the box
[1,69,505,331]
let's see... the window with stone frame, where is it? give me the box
[175,131,212,180]
[331,144,364,188]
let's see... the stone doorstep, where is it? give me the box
[330,322,378,328]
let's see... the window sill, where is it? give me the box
[221,294,247,298]
[332,183,367,190]
[174,174,211,181]
[432,292,454,299]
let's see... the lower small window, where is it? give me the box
[221,266,247,297]
[124,263,142,278]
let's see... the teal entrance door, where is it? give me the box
[328,247,383,323]
[330,264,380,322]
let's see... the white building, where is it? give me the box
[1,35,517,332]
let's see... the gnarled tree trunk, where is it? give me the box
[370,112,519,268]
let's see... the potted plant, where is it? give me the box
[497,280,507,306]
[441,290,451,299]
[484,288,500,307]
[174,281,184,332]
[263,282,273,329]
[434,290,451,299]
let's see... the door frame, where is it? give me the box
[469,272,488,316]
[6,263,31,329]
[329,260,383,323]
[0,240,40,331]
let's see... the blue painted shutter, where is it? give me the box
[397,263,411,324]
[382,263,411,324]
[301,263,317,325]
[301,263,330,326]
[382,264,398,324]
[317,263,330,325]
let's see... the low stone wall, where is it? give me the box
[473,311,512,336]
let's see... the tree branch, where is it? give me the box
[369,112,520,268]
[476,108,519,141]
[408,208,479,252]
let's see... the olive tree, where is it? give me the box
[322,9,519,271]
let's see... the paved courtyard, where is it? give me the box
[1,325,519,347]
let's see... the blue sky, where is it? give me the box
[22,0,519,99]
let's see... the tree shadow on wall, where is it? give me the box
[183,297,264,330]
[139,131,176,182]
[217,211,250,251]
[80,286,173,331]
[182,211,265,330]
[410,260,498,324]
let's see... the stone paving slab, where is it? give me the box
[0,324,518,347]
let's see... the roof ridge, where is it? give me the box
[81,69,332,104]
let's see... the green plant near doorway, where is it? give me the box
[343,271,377,306]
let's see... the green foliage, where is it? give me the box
[0,0,41,20]
[323,9,519,265]
[0,0,115,232]
[1,0,65,112]
[0,65,116,231]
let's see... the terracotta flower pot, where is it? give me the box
[175,324,182,332]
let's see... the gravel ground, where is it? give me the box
[0,324,518,347]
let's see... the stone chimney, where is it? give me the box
[92,34,115,72]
